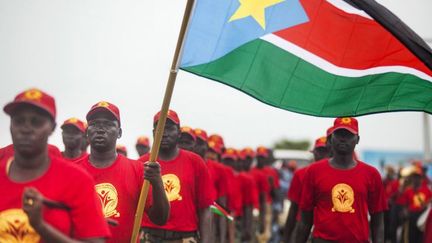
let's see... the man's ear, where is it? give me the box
[118,128,122,139]
[356,135,360,144]
[50,121,57,135]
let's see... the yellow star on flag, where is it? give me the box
[229,0,285,29]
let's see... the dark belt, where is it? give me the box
[312,238,337,243]
[143,228,198,240]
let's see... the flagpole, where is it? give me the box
[424,113,431,164]
[130,0,196,242]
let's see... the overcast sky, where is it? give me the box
[0,0,431,159]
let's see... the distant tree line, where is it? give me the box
[273,139,310,151]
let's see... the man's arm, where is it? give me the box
[217,196,227,243]
[294,210,313,243]
[199,207,212,243]
[283,202,298,243]
[370,212,384,243]
[23,188,106,243]
[242,205,253,241]
[258,192,266,233]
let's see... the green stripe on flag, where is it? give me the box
[210,204,234,221]
[182,39,432,117]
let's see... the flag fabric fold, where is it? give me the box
[180,0,432,117]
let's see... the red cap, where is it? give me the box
[313,136,327,149]
[116,144,127,154]
[256,146,269,158]
[208,134,225,148]
[61,117,87,133]
[239,147,256,160]
[136,136,150,146]
[86,101,121,126]
[194,128,208,141]
[412,166,424,176]
[331,117,359,135]
[222,148,238,160]
[326,127,333,137]
[4,88,56,120]
[411,160,423,168]
[153,109,180,125]
[180,126,196,140]
[208,141,223,154]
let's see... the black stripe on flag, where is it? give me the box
[344,0,432,70]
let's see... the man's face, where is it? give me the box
[62,125,83,150]
[206,150,220,161]
[154,120,180,151]
[178,133,195,152]
[243,157,253,171]
[193,138,207,158]
[10,105,55,158]
[87,112,121,153]
[330,129,358,155]
[236,159,246,171]
[411,174,422,188]
[257,156,267,168]
[222,157,235,168]
[136,144,150,157]
[312,146,330,161]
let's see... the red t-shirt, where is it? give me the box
[424,209,432,242]
[300,159,387,243]
[239,172,259,209]
[139,149,213,231]
[0,155,110,242]
[287,166,308,221]
[264,166,280,189]
[385,179,401,204]
[77,154,151,243]
[398,185,432,212]
[250,167,271,203]
[230,172,244,217]
[287,166,308,204]
[206,159,228,199]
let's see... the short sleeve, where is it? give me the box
[67,170,111,239]
[194,156,214,209]
[299,168,315,212]
[367,167,388,214]
[240,176,254,206]
[287,170,302,203]
[216,165,229,198]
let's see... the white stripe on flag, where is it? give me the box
[260,34,432,82]
[326,0,372,19]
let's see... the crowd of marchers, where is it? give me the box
[1,88,431,243]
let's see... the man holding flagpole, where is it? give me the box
[139,110,214,243]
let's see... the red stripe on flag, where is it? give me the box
[274,0,432,76]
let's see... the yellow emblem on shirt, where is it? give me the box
[331,183,355,213]
[0,209,41,242]
[413,192,426,208]
[95,183,120,218]
[162,174,182,202]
